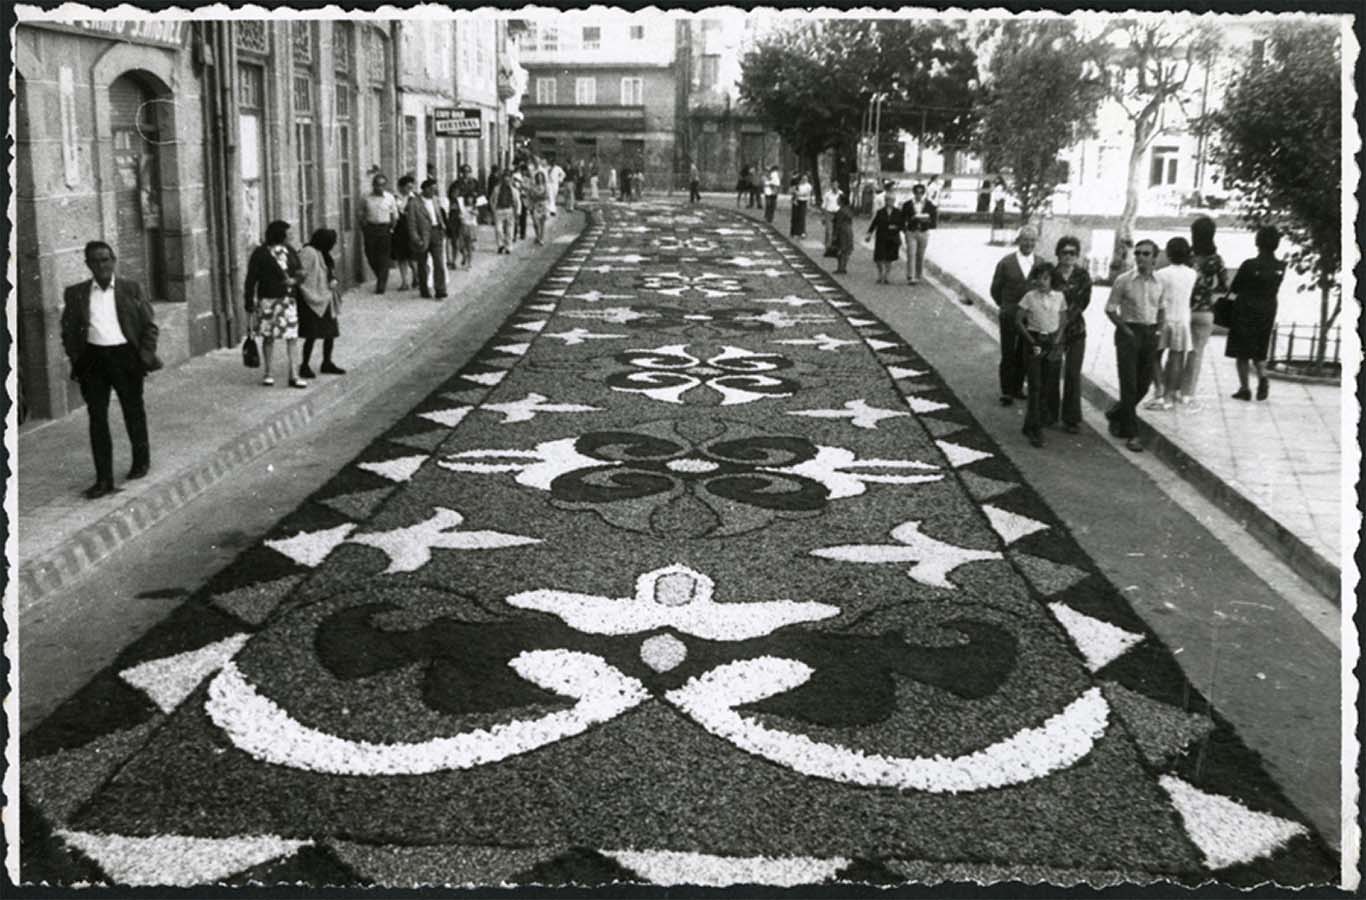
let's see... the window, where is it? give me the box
[238,63,266,243]
[1149,145,1180,187]
[629,25,645,40]
[582,26,601,50]
[540,25,558,52]
[575,77,597,105]
[535,76,557,105]
[700,54,720,90]
[620,76,643,106]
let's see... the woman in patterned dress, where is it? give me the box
[1181,215,1229,409]
[244,219,307,388]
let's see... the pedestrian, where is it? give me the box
[821,180,843,256]
[390,175,416,290]
[865,187,903,284]
[763,165,781,223]
[546,158,564,216]
[989,179,1008,244]
[925,173,945,207]
[737,164,750,207]
[832,193,855,275]
[790,173,812,237]
[1104,238,1168,452]
[454,165,482,269]
[608,167,618,200]
[528,169,549,245]
[406,178,449,299]
[492,169,519,254]
[632,167,645,200]
[900,182,937,284]
[1182,216,1229,409]
[60,240,161,498]
[1050,235,1092,433]
[360,172,397,294]
[297,227,345,380]
[563,160,577,213]
[689,162,702,204]
[244,219,306,389]
[749,166,762,209]
[1146,237,1197,411]
[589,164,601,201]
[989,225,1038,406]
[445,176,464,269]
[1226,225,1286,402]
[1015,261,1066,447]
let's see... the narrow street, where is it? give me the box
[19,201,1341,888]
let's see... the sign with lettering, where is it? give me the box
[433,107,482,138]
[32,20,189,49]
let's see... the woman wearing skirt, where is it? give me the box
[390,174,416,290]
[298,228,345,379]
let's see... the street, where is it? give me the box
[18,201,1342,888]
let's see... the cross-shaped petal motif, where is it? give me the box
[810,519,1002,589]
[349,506,542,573]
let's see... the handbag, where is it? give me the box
[241,333,260,369]
[1213,296,1236,329]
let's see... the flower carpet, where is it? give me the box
[19,202,1339,888]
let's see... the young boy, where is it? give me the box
[1014,261,1066,447]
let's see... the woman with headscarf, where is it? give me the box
[1226,225,1286,401]
[297,228,345,379]
[865,188,903,284]
[243,220,306,388]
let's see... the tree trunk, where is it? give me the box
[1314,281,1340,367]
[1109,114,1157,281]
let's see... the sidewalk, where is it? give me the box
[17,214,586,612]
[921,225,1341,601]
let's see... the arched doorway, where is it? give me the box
[108,73,167,301]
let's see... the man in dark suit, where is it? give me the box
[988,225,1038,406]
[60,241,162,499]
[406,178,449,299]
[900,182,938,284]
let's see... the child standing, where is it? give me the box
[1015,261,1066,447]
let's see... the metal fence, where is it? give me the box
[1268,322,1342,370]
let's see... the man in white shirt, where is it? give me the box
[360,173,398,293]
[60,241,161,498]
[546,160,565,216]
[821,183,843,254]
[763,166,781,223]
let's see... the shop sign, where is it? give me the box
[434,107,483,137]
[34,20,189,49]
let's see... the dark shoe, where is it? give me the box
[298,364,316,379]
[1108,419,1123,438]
[1125,437,1145,453]
[1063,423,1081,434]
[319,362,347,375]
[1026,430,1045,448]
[419,292,432,299]
[1232,388,1252,401]
[1013,392,1028,401]
[1256,378,1269,400]
[434,293,448,300]
[999,396,1013,407]
[84,481,115,500]
[126,463,149,480]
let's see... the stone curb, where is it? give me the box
[923,256,1341,604]
[17,217,594,613]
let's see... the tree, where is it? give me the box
[1098,19,1221,278]
[973,20,1106,225]
[738,19,978,198]
[1215,21,1343,369]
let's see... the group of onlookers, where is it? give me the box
[993,217,1285,451]
[864,179,941,284]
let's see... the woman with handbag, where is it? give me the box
[298,228,345,379]
[865,188,903,284]
[1182,216,1229,410]
[244,219,307,388]
[1225,225,1286,401]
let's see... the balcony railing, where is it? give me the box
[520,103,648,130]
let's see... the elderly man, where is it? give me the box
[988,225,1038,405]
[61,241,162,499]
[360,172,398,293]
[1105,239,1168,452]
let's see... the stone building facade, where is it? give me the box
[14,15,521,423]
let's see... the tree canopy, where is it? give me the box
[1215,21,1343,327]
[738,19,978,189]
[972,21,1105,224]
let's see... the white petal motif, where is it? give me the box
[606,849,850,887]
[349,507,541,574]
[1158,775,1309,870]
[119,633,252,714]
[56,831,311,887]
